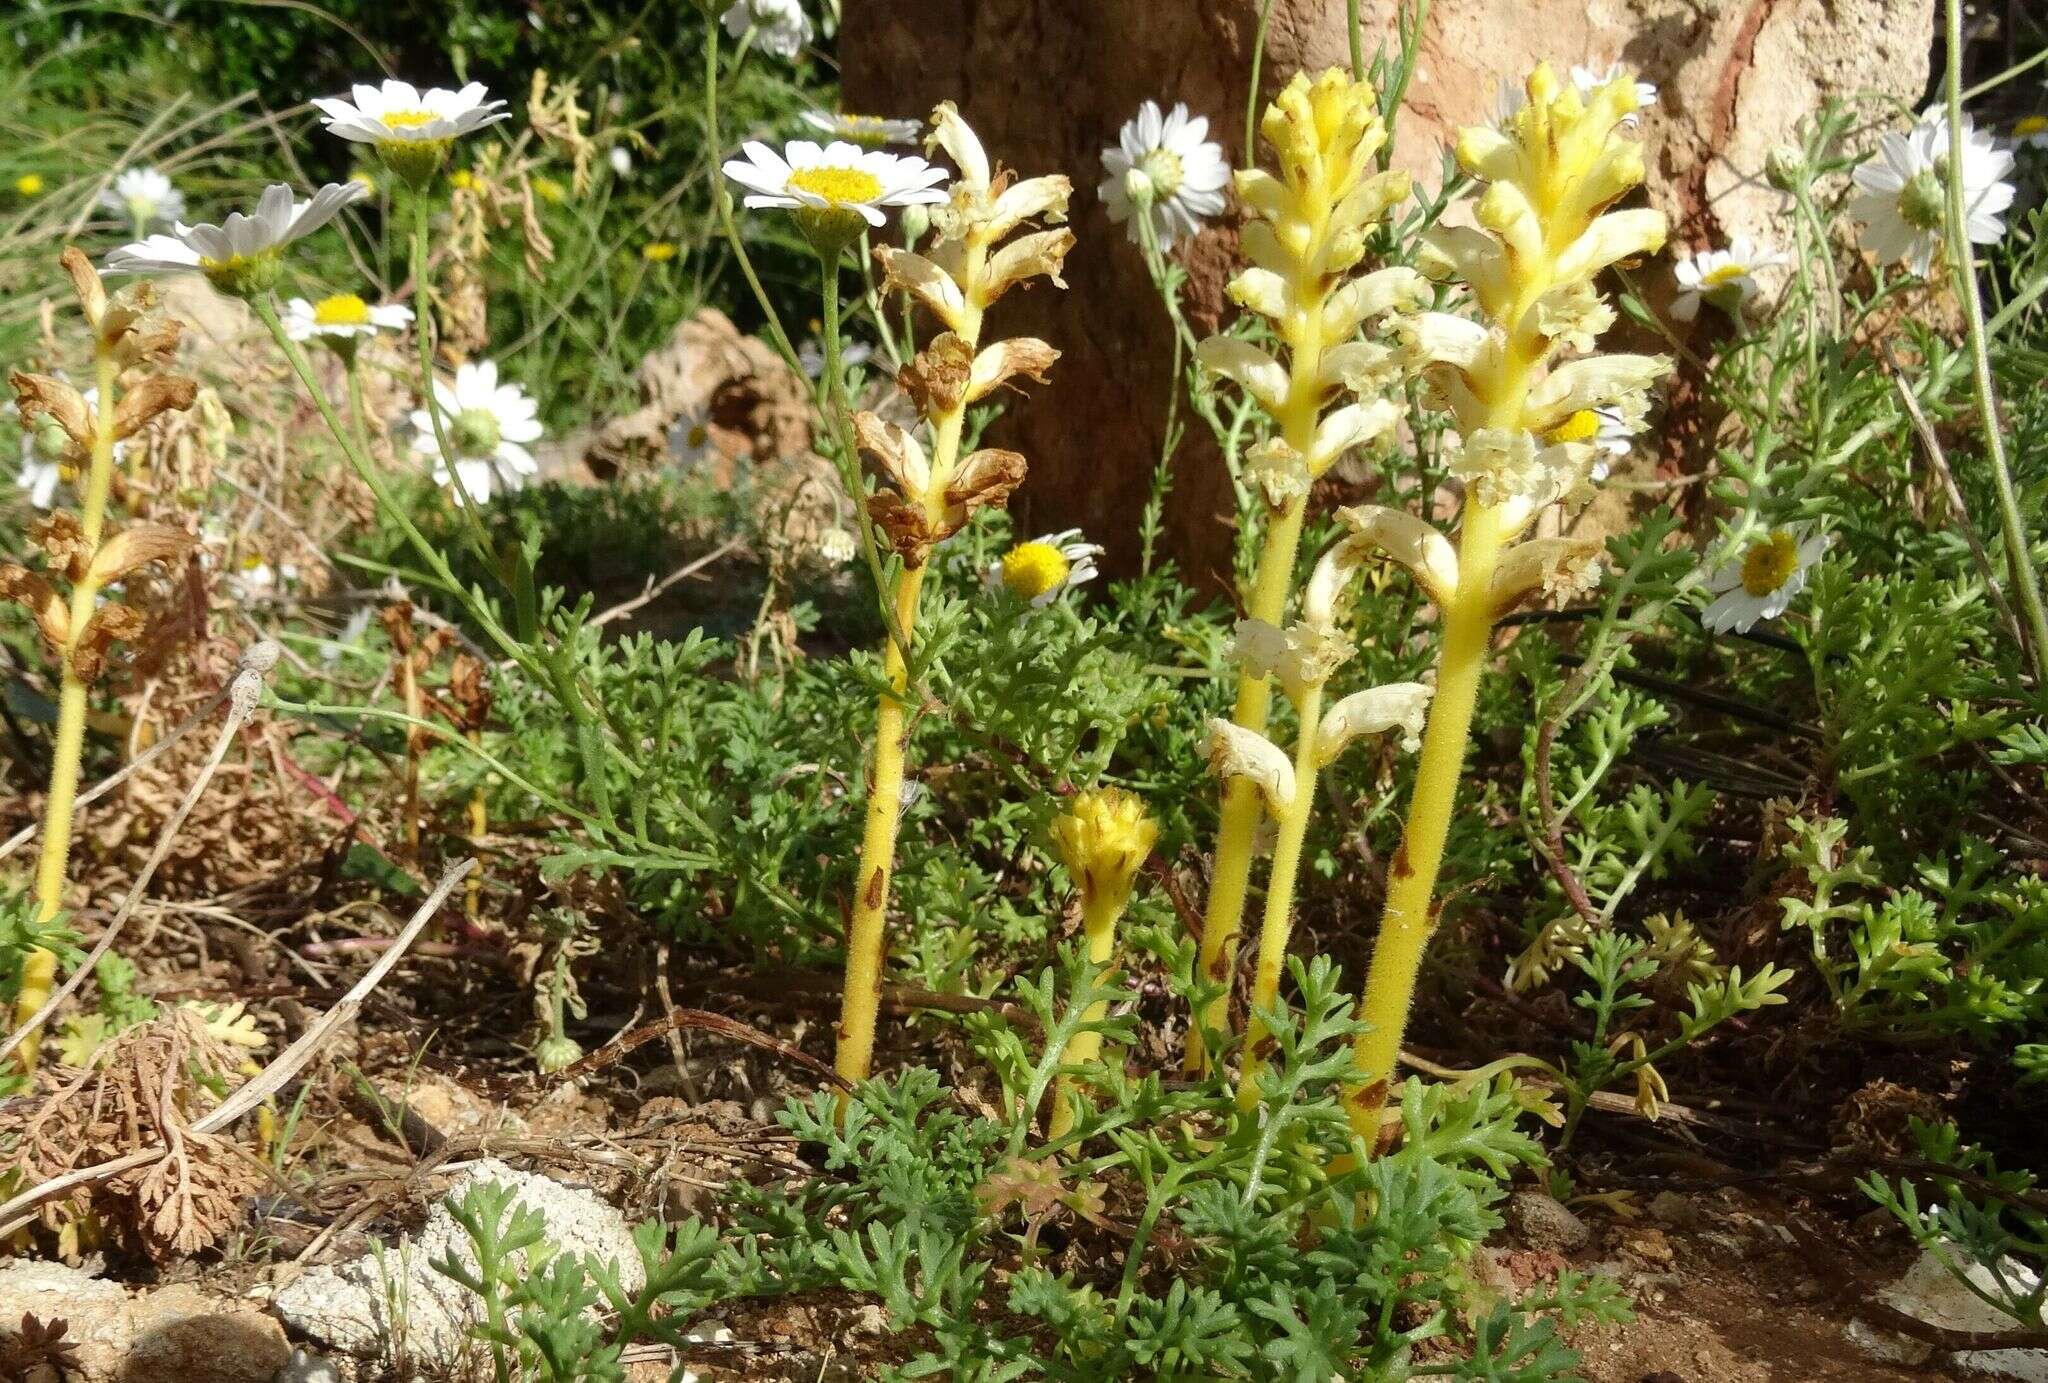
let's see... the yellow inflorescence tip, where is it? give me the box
[1050,787,1160,910]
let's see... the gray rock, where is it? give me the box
[1503,1190,1593,1253]
[271,1159,642,1377]
[272,1347,344,1383]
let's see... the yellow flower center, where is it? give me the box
[2017,116,2048,138]
[533,176,565,203]
[450,169,477,191]
[1700,261,1752,289]
[786,165,884,207]
[1137,147,1186,199]
[16,174,44,196]
[313,293,372,327]
[641,241,677,261]
[1543,409,1602,445]
[382,109,440,132]
[239,553,267,572]
[838,115,895,146]
[349,169,378,194]
[1001,541,1070,600]
[1739,530,1799,597]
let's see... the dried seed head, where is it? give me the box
[33,513,93,582]
[898,333,975,419]
[70,602,148,683]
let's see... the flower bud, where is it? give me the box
[1764,144,1807,193]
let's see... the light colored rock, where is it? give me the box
[271,1160,643,1378]
[0,1261,133,1383]
[272,1347,345,1383]
[1503,1190,1593,1253]
[1853,1247,2048,1381]
[122,1284,289,1383]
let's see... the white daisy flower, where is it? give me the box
[666,410,721,471]
[2009,115,2048,152]
[229,552,298,597]
[1544,404,1636,482]
[1699,526,1829,634]
[1099,100,1230,247]
[104,181,367,296]
[608,145,633,177]
[1671,236,1787,322]
[284,292,415,344]
[411,359,542,503]
[313,80,509,148]
[16,450,61,510]
[798,337,874,378]
[722,140,948,228]
[985,529,1104,606]
[97,167,185,229]
[721,0,814,62]
[801,110,924,148]
[1569,62,1658,115]
[1850,105,2015,278]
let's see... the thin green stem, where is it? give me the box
[704,23,802,374]
[1244,0,1279,159]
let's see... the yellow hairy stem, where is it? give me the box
[1046,892,1127,1139]
[1234,679,1324,1106]
[13,352,121,1076]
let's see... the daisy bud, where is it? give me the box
[1764,144,1807,193]
[1049,787,1159,915]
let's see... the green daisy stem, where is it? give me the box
[703,21,802,375]
[409,195,492,549]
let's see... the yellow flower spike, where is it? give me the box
[1186,69,1417,1076]
[1342,62,1670,1156]
[1045,789,1157,1140]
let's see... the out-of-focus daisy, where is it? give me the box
[798,337,874,378]
[98,167,185,229]
[1569,62,1658,114]
[608,145,633,177]
[1543,404,1635,482]
[2010,115,2048,152]
[15,431,64,509]
[348,168,380,196]
[284,293,414,347]
[411,359,542,503]
[1671,237,1786,322]
[1099,100,1229,247]
[986,529,1103,606]
[721,0,813,62]
[1851,106,2015,277]
[815,526,859,565]
[532,175,566,204]
[229,552,297,597]
[105,181,367,296]
[722,140,948,228]
[15,173,44,198]
[667,410,720,471]
[313,80,509,184]
[801,110,923,148]
[641,241,678,262]
[1699,526,1829,633]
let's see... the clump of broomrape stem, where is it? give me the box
[3,251,198,1074]
[828,104,1075,1087]
[1044,788,1157,1138]
[1187,68,1427,1074]
[1345,64,1669,1149]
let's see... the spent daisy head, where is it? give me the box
[986,529,1103,606]
[722,139,947,252]
[801,110,924,148]
[284,293,414,353]
[1671,236,1786,323]
[722,0,814,62]
[1099,100,1230,247]
[104,181,367,297]
[99,167,185,230]
[1699,524,1829,634]
[314,80,510,186]
[1851,105,2015,278]
[412,359,542,503]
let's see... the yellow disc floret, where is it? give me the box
[642,241,678,262]
[382,109,439,132]
[1000,541,1070,601]
[2016,115,2048,138]
[787,166,884,207]
[1543,409,1602,445]
[1700,261,1752,289]
[1740,530,1800,597]
[314,293,372,327]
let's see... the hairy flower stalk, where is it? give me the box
[1344,65,1668,1150]
[824,105,1073,1087]
[1187,70,1423,1072]
[1209,524,1430,1106]
[1045,789,1157,1139]
[4,253,195,1074]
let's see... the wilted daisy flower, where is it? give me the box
[986,529,1103,606]
[411,359,542,503]
[284,292,414,346]
[815,526,859,565]
[1851,106,2015,277]
[313,80,510,184]
[722,140,948,230]
[721,0,813,62]
[105,181,367,296]
[1671,237,1786,322]
[1099,100,1229,247]
[801,110,923,147]
[1699,526,1829,633]
[229,552,297,597]
[2010,115,2048,152]
[15,439,62,509]
[98,166,185,229]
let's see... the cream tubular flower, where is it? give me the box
[1319,682,1433,762]
[284,293,415,343]
[1671,237,1786,322]
[1851,106,2015,277]
[1100,100,1230,246]
[411,359,543,503]
[722,0,814,61]
[1334,504,1460,606]
[1196,337,1289,412]
[1699,526,1829,633]
[802,110,923,147]
[98,167,184,229]
[1489,537,1605,618]
[1202,719,1296,814]
[722,140,948,227]
[1306,398,1400,473]
[104,182,367,296]
[986,529,1102,606]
